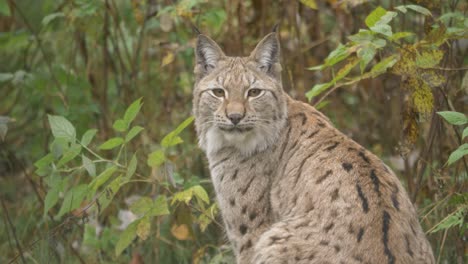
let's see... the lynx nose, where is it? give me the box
[228,113,243,125]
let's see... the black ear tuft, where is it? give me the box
[195,35,225,78]
[271,23,279,33]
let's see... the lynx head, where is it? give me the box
[192,32,288,156]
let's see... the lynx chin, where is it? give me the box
[191,30,435,264]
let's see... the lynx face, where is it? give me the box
[192,33,287,156]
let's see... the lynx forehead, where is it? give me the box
[192,31,435,264]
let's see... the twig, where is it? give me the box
[436,228,448,264]
[10,1,68,108]
[1,196,27,264]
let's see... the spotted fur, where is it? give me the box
[192,32,435,264]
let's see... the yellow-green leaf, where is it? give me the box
[136,217,151,240]
[125,126,144,142]
[130,197,153,215]
[113,119,128,132]
[299,0,317,10]
[324,44,350,67]
[99,137,124,150]
[147,149,166,167]
[89,166,117,192]
[81,129,98,146]
[123,98,143,124]
[192,185,210,204]
[365,6,387,28]
[306,82,333,101]
[447,144,468,166]
[97,176,122,212]
[161,52,175,67]
[126,154,137,180]
[161,116,194,148]
[369,54,399,76]
[115,219,139,256]
[149,195,170,216]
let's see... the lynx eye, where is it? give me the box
[210,88,225,98]
[247,88,263,98]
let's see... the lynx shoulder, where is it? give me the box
[192,31,435,264]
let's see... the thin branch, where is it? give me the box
[1,196,27,264]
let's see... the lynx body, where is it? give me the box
[192,32,435,264]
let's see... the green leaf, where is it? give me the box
[125,126,144,142]
[192,185,210,204]
[0,73,14,82]
[357,47,376,73]
[149,195,170,216]
[447,144,468,166]
[82,154,96,177]
[136,216,151,240]
[50,138,69,159]
[376,11,398,25]
[130,197,153,215]
[89,166,117,191]
[126,154,137,180]
[115,219,139,257]
[462,127,468,140]
[82,224,99,248]
[113,119,128,132]
[42,12,65,26]
[123,98,143,124]
[369,55,399,76]
[348,29,374,43]
[99,137,124,150]
[147,149,166,168]
[161,116,195,148]
[57,144,82,167]
[57,184,89,218]
[306,82,333,101]
[370,24,393,37]
[390,32,414,41]
[396,5,432,16]
[365,6,387,28]
[48,115,76,142]
[81,129,97,146]
[44,186,60,216]
[97,176,122,212]
[34,153,54,176]
[307,64,325,71]
[0,0,10,16]
[430,207,465,233]
[372,38,387,49]
[331,57,360,84]
[323,44,350,67]
[437,111,468,126]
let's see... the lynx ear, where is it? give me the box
[249,32,281,75]
[195,35,226,78]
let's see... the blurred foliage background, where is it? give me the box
[0,0,466,263]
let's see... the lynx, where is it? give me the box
[192,30,435,264]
